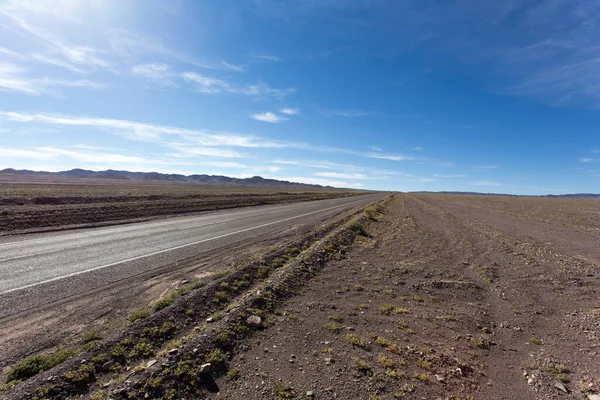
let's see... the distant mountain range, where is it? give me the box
[0,168,338,190]
[414,191,600,199]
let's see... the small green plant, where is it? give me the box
[413,372,429,381]
[191,279,206,289]
[417,358,433,371]
[351,222,368,237]
[214,291,229,304]
[205,349,228,369]
[354,284,364,291]
[154,294,177,312]
[210,311,225,321]
[378,304,396,315]
[257,265,271,279]
[375,336,392,347]
[63,363,95,383]
[328,314,343,322]
[128,341,154,359]
[324,322,342,333]
[345,334,370,350]
[377,354,394,368]
[398,320,408,329]
[128,309,151,323]
[272,381,294,399]
[530,337,543,345]
[81,327,102,343]
[471,337,488,349]
[412,295,424,302]
[386,369,405,379]
[352,358,373,375]
[223,367,239,380]
[5,350,77,383]
[394,307,410,314]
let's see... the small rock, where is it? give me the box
[247,315,262,328]
[199,363,212,374]
[206,317,214,323]
[554,381,568,393]
[181,279,189,284]
[435,374,445,383]
[324,357,333,365]
[587,395,600,400]
[306,390,315,397]
[146,359,157,368]
[167,349,178,356]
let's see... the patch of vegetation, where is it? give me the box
[205,349,228,369]
[257,265,272,279]
[128,340,154,359]
[398,320,408,329]
[5,349,77,383]
[328,314,343,322]
[226,367,240,380]
[411,294,424,302]
[63,363,95,384]
[351,222,369,237]
[345,333,370,350]
[375,336,392,347]
[81,327,102,344]
[378,304,396,315]
[210,311,225,321]
[272,381,294,399]
[154,293,178,312]
[376,354,394,368]
[190,279,206,290]
[354,284,364,291]
[213,291,229,304]
[471,337,489,349]
[129,309,151,323]
[413,372,430,381]
[352,358,373,375]
[324,322,342,333]
[417,358,433,371]
[530,337,543,345]
[386,369,406,379]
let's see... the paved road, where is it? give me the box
[0,194,382,317]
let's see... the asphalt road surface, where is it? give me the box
[0,194,382,317]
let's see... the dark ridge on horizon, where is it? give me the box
[0,168,355,190]
[412,191,600,199]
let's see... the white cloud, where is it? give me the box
[475,165,499,169]
[370,146,382,151]
[579,157,597,163]
[250,53,282,62]
[251,112,288,123]
[367,152,410,161]
[221,61,244,72]
[282,176,364,188]
[324,109,370,117]
[433,174,467,178]
[132,63,177,86]
[315,172,369,179]
[0,61,104,95]
[280,107,300,115]
[0,146,165,165]
[412,146,423,151]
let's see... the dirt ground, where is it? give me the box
[0,180,358,233]
[205,193,600,400]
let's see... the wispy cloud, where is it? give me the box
[367,152,411,161]
[579,157,598,163]
[412,146,423,151]
[370,146,382,152]
[475,165,499,169]
[250,53,282,62]
[251,112,288,123]
[433,174,467,178]
[280,107,300,115]
[315,172,371,180]
[132,63,177,87]
[0,61,104,95]
[324,109,370,117]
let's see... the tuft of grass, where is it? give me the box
[154,293,178,312]
[546,363,569,374]
[328,314,344,322]
[378,304,396,315]
[417,358,433,371]
[376,354,394,368]
[128,309,151,323]
[412,295,424,302]
[226,367,240,380]
[471,337,489,349]
[213,291,229,304]
[413,372,430,382]
[354,284,364,291]
[375,336,392,347]
[205,349,228,369]
[345,334,370,350]
[352,358,373,375]
[324,322,342,333]
[210,311,225,321]
[128,341,154,359]
[351,222,369,237]
[63,363,95,384]
[5,350,77,383]
[81,327,102,344]
[530,337,543,345]
[398,320,409,329]
[386,369,405,379]
[272,381,294,400]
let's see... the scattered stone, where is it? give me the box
[146,359,157,368]
[435,374,446,383]
[206,317,214,323]
[199,363,212,374]
[306,390,315,397]
[247,315,262,328]
[324,357,333,365]
[554,381,568,393]
[167,348,178,356]
[587,395,600,400]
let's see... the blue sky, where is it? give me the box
[0,0,599,194]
